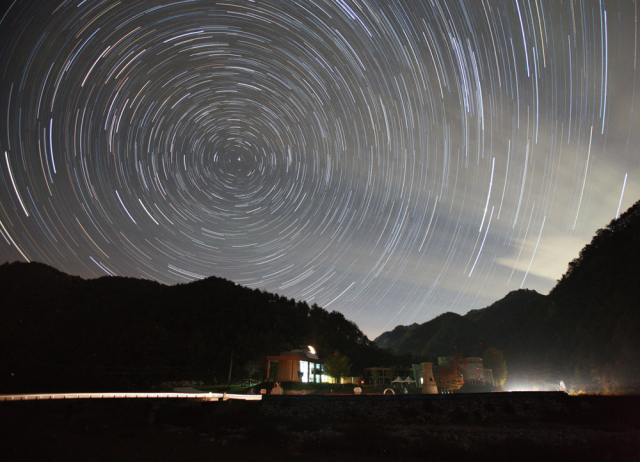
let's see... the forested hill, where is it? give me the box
[374,199,640,393]
[0,262,400,393]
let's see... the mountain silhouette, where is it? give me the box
[375,199,640,393]
[0,262,400,393]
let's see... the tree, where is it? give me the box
[437,356,467,392]
[244,360,259,386]
[370,368,379,386]
[324,350,352,384]
[483,347,508,387]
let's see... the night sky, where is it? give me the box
[1,0,638,338]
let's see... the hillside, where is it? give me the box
[0,262,399,393]
[374,323,418,350]
[374,200,640,393]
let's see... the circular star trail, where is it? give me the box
[1,0,639,336]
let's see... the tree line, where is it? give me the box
[0,261,404,392]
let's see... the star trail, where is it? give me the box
[1,0,639,337]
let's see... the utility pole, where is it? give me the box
[226,348,233,391]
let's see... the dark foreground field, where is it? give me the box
[1,393,639,462]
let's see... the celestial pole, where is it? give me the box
[1,0,639,337]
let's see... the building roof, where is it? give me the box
[267,346,321,362]
[287,348,318,359]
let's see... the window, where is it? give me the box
[300,360,308,383]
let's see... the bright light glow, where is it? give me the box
[504,383,536,392]
[308,345,316,354]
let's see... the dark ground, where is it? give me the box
[1,394,639,462]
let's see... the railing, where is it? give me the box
[0,392,262,402]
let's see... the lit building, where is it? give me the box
[460,357,495,386]
[462,357,486,385]
[434,356,495,389]
[266,346,329,383]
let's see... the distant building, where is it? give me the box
[434,356,495,390]
[420,362,438,394]
[266,346,328,383]
[484,368,495,386]
[364,357,494,393]
[462,357,486,385]
[363,365,413,386]
[412,364,424,387]
[339,375,362,385]
[460,357,495,386]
